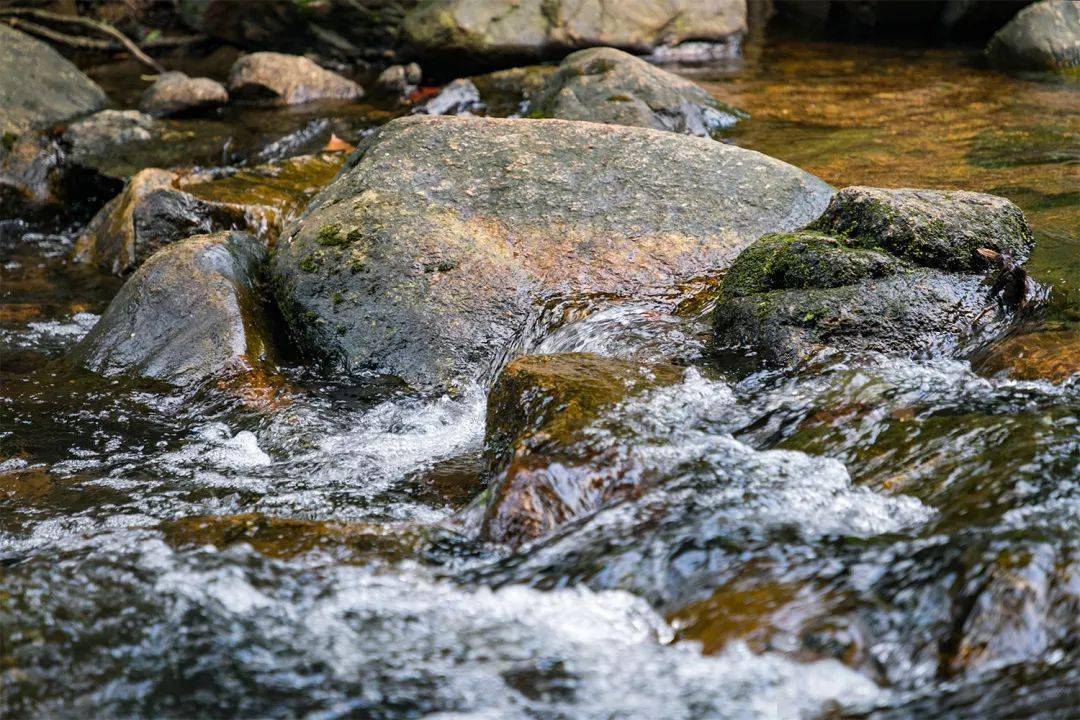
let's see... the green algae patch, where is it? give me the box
[719,231,900,300]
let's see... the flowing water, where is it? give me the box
[1,34,1078,719]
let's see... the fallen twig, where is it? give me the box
[0,7,168,72]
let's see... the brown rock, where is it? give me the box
[139,72,229,118]
[228,52,364,106]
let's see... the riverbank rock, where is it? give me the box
[402,0,747,66]
[529,47,745,136]
[413,78,483,115]
[73,153,343,275]
[271,115,833,391]
[986,0,1080,72]
[69,231,277,386]
[139,72,229,117]
[0,26,107,138]
[482,353,683,546]
[713,187,1040,365]
[228,52,364,105]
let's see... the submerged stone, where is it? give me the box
[482,353,683,546]
[162,513,424,564]
[986,0,1080,72]
[402,0,747,63]
[0,25,107,137]
[139,71,230,118]
[974,328,1080,382]
[68,231,277,387]
[228,52,364,105]
[714,187,1043,365]
[529,47,745,136]
[271,115,833,391]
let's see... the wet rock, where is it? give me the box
[713,187,1041,366]
[178,152,345,229]
[0,26,107,138]
[271,115,834,391]
[62,110,158,181]
[375,62,423,95]
[69,231,277,386]
[402,0,747,65]
[529,47,745,136]
[227,52,364,106]
[482,353,683,546]
[139,72,229,118]
[810,186,1034,272]
[72,168,180,275]
[162,513,424,564]
[987,0,1080,71]
[413,78,483,115]
[72,153,343,275]
[0,133,54,215]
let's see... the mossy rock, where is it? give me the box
[809,186,1034,271]
[714,186,1042,366]
[162,512,424,563]
[482,352,683,546]
[719,231,902,299]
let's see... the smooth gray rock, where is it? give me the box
[70,231,276,386]
[986,0,1080,71]
[530,47,745,136]
[271,114,833,391]
[0,25,107,137]
[139,72,229,117]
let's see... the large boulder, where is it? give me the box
[986,0,1080,71]
[68,231,277,387]
[482,353,683,546]
[0,26,107,138]
[528,47,745,136]
[271,115,833,391]
[402,0,747,64]
[139,72,229,118]
[713,187,1041,366]
[227,52,364,106]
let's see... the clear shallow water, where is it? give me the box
[2,35,1079,719]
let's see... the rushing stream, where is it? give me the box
[2,32,1078,719]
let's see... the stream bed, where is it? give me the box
[1,33,1078,719]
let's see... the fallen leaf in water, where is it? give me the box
[323,134,355,153]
